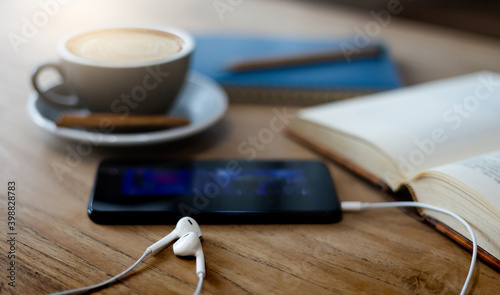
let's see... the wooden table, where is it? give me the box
[1,1,500,294]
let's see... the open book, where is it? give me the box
[286,71,500,270]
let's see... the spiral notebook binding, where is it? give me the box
[223,86,378,106]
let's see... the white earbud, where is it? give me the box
[50,217,205,295]
[147,217,202,256]
[173,232,206,278]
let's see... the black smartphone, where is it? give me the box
[88,159,342,224]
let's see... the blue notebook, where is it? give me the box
[191,35,402,104]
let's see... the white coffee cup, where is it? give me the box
[31,24,195,115]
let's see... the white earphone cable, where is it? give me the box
[194,273,204,295]
[49,217,204,295]
[49,203,475,295]
[49,249,152,295]
[341,201,477,295]
[49,241,204,295]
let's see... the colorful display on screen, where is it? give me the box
[121,168,309,197]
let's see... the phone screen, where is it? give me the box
[88,159,341,224]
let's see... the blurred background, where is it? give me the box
[1,0,499,91]
[330,0,500,39]
[4,0,500,55]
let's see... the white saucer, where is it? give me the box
[27,72,228,146]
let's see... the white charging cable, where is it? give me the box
[341,201,477,295]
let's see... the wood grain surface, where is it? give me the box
[1,1,500,294]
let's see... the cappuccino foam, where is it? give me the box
[66,28,183,63]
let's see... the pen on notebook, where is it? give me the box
[226,45,382,72]
[55,113,190,128]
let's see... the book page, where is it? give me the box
[298,71,500,180]
[426,151,500,210]
[408,151,500,260]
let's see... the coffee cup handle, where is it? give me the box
[31,62,81,108]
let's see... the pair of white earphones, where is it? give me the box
[52,202,477,295]
[51,217,206,295]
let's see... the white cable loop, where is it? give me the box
[342,201,477,295]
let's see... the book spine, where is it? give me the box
[285,126,389,190]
